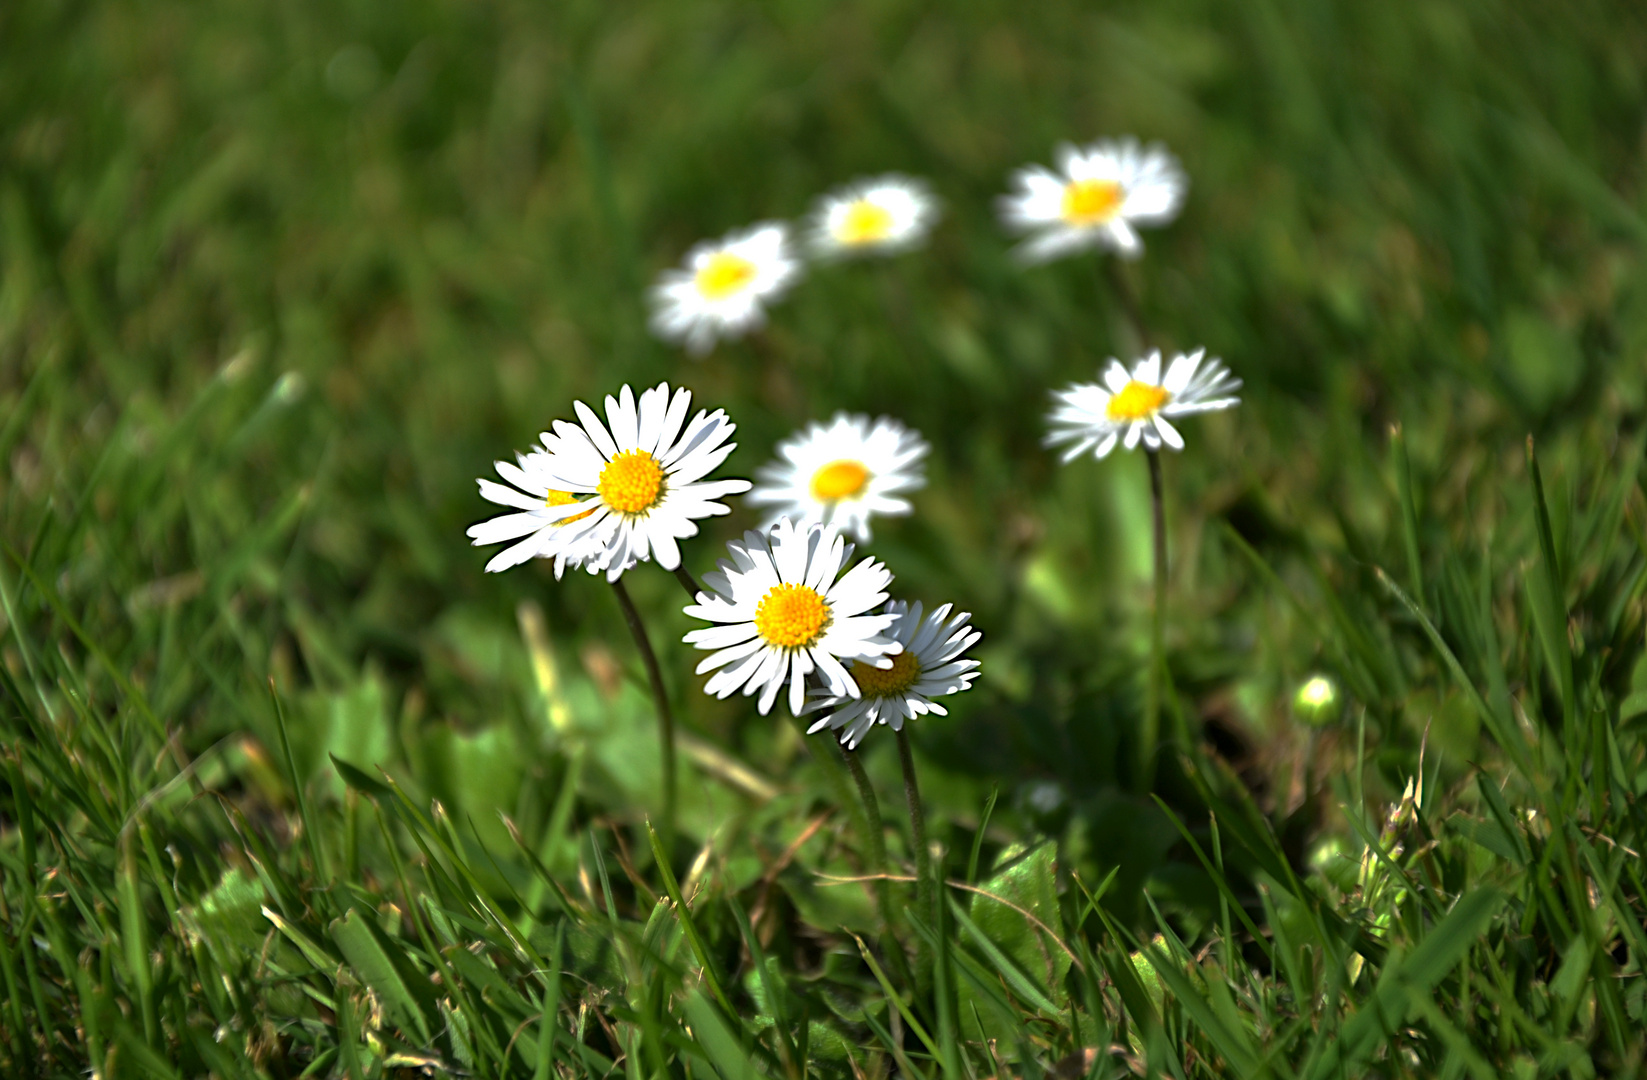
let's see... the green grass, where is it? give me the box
[4,0,1647,1076]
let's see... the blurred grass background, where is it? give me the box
[5,0,1647,1075]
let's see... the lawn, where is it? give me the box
[4,0,1647,1076]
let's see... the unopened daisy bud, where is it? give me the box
[648,223,802,355]
[748,413,928,542]
[1047,349,1240,461]
[999,137,1185,263]
[682,518,901,716]
[806,175,939,259]
[804,599,981,750]
[1294,674,1341,727]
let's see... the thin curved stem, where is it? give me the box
[839,746,895,933]
[611,577,677,858]
[671,564,702,601]
[896,728,934,991]
[1142,449,1167,793]
[1103,258,1148,355]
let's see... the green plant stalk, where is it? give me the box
[117,832,158,1047]
[1391,423,1425,605]
[1142,448,1168,792]
[269,678,328,881]
[0,907,30,1074]
[1103,258,1147,358]
[610,577,677,860]
[672,564,703,600]
[896,728,935,992]
[839,745,896,933]
[645,821,734,1015]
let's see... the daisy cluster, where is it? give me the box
[470,374,975,746]
[470,132,1245,750]
[650,176,939,356]
[646,137,1189,357]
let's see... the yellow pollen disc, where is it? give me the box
[836,199,896,245]
[597,450,665,515]
[1106,380,1171,421]
[810,460,871,501]
[753,583,831,648]
[851,650,922,698]
[1061,178,1125,225]
[695,252,758,300]
[545,488,597,525]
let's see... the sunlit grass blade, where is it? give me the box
[1302,888,1505,1080]
[645,820,732,1015]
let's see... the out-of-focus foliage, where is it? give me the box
[4,0,1647,1075]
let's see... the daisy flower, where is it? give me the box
[998,138,1185,263]
[805,600,981,750]
[747,413,928,542]
[683,518,901,716]
[1046,349,1241,461]
[471,382,751,581]
[649,223,802,355]
[806,174,939,258]
[467,438,615,576]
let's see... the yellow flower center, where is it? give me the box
[810,460,871,501]
[1061,178,1125,225]
[545,489,598,525]
[1106,380,1171,421]
[597,450,665,515]
[753,583,831,648]
[836,199,896,245]
[695,252,758,300]
[851,650,921,698]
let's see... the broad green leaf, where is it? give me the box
[179,868,268,969]
[683,991,760,1080]
[329,908,436,1045]
[967,841,1068,1005]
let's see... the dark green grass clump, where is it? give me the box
[5,0,1647,1076]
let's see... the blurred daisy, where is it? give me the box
[807,175,939,258]
[748,413,928,542]
[478,382,752,581]
[649,223,802,355]
[467,439,616,576]
[1047,349,1240,461]
[998,138,1185,263]
[683,518,901,716]
[805,600,981,750]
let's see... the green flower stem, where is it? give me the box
[896,727,935,991]
[839,745,896,933]
[610,577,677,860]
[672,564,703,600]
[1142,448,1167,792]
[1103,258,1147,357]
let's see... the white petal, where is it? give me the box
[1154,416,1185,450]
[606,384,639,451]
[468,512,547,544]
[573,399,619,459]
[477,478,547,512]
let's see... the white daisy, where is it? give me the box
[805,600,981,750]
[467,438,617,576]
[649,223,802,355]
[747,413,928,543]
[998,138,1185,263]
[683,518,901,716]
[806,174,939,258]
[1046,349,1241,461]
[472,382,751,581]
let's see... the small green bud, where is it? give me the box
[1294,674,1341,726]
